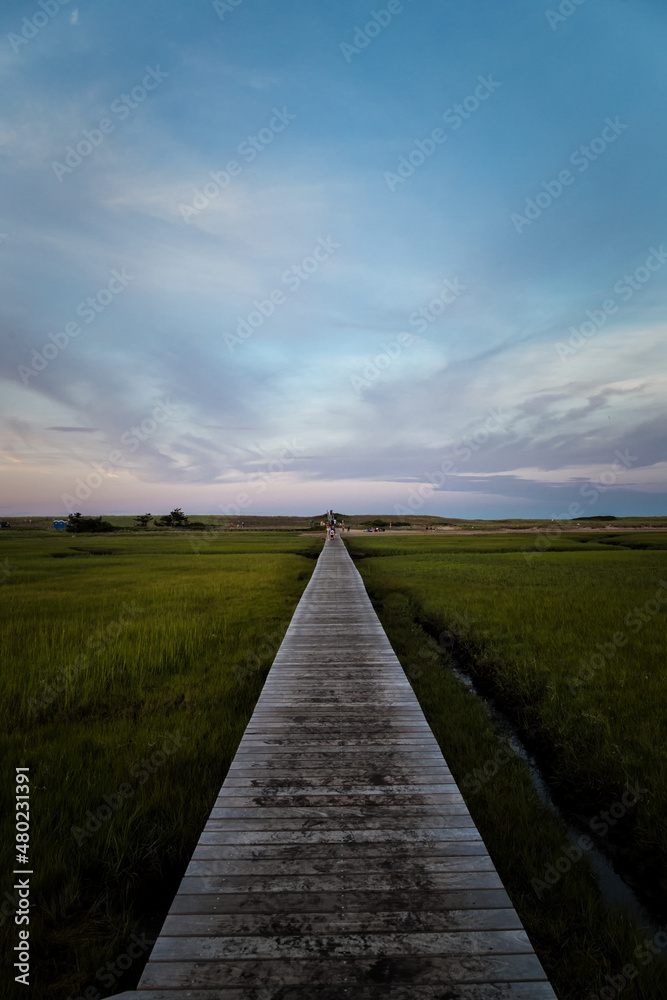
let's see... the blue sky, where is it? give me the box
[1,0,666,518]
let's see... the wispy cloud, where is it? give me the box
[0,0,665,515]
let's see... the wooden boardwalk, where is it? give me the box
[120,534,556,999]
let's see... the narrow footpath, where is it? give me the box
[118,534,556,999]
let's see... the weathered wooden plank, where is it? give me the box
[160,907,523,938]
[202,814,475,830]
[229,746,449,759]
[228,755,449,768]
[261,679,408,685]
[126,985,557,1000]
[212,792,466,807]
[200,819,477,835]
[167,888,515,915]
[207,806,471,823]
[139,953,551,989]
[195,827,485,845]
[176,871,505,893]
[191,841,489,861]
[210,799,470,815]
[262,667,409,675]
[242,728,436,738]
[184,856,496,877]
[241,726,434,735]
[219,774,456,787]
[245,716,431,725]
[235,738,444,748]
[245,713,431,721]
[217,783,462,796]
[149,928,532,962]
[255,693,418,700]
[224,765,454,779]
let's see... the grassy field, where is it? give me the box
[3,523,666,999]
[5,513,667,534]
[345,531,667,1000]
[0,531,322,1000]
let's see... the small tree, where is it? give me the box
[135,513,152,529]
[170,507,189,527]
[154,508,189,528]
[67,513,116,534]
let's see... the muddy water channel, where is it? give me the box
[448,657,666,944]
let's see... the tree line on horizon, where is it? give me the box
[66,508,195,533]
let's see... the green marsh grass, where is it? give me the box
[346,531,667,1000]
[0,532,321,999]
